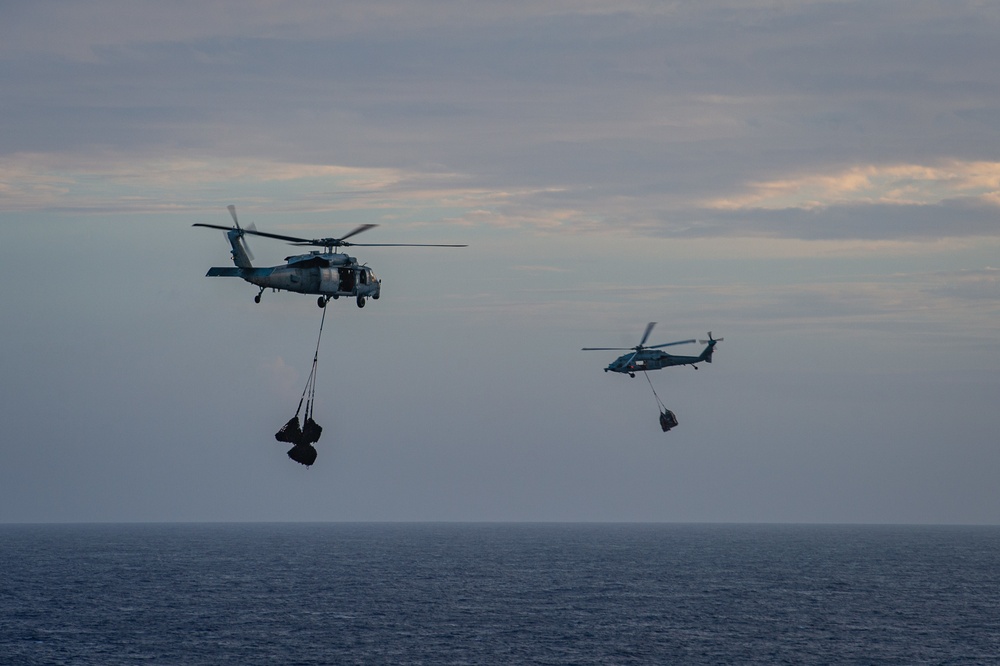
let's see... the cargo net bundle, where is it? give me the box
[275,308,327,466]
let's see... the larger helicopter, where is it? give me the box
[582,322,723,377]
[194,205,466,308]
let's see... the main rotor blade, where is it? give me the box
[648,339,697,349]
[288,241,468,248]
[240,228,315,244]
[196,218,466,249]
[581,347,634,351]
[193,223,314,244]
[242,222,257,261]
[193,223,239,232]
[341,242,468,247]
[337,223,378,242]
[640,322,656,347]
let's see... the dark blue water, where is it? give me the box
[2,524,998,665]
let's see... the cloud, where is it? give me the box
[682,199,1000,241]
[0,1,694,62]
[5,151,1000,247]
[917,267,1000,302]
[597,158,1000,242]
[704,161,1000,210]
[0,151,606,236]
[4,1,1000,249]
[0,152,379,211]
[0,152,475,218]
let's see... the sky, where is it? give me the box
[2,0,999,524]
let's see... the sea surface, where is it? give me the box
[1,523,998,665]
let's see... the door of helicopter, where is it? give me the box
[338,266,356,294]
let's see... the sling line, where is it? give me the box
[643,370,667,412]
[295,304,328,421]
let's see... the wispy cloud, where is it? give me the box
[0,152,609,235]
[0,152,484,219]
[704,161,1000,210]
[0,153,399,211]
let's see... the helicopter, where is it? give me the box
[582,322,723,377]
[194,205,466,308]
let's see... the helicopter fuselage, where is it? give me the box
[206,250,381,306]
[605,343,715,376]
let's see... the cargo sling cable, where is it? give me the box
[643,370,678,432]
[275,306,328,465]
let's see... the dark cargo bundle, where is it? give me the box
[275,416,302,443]
[287,443,318,466]
[659,409,679,432]
[301,417,322,444]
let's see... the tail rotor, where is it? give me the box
[697,332,723,363]
[699,332,724,345]
[227,204,255,261]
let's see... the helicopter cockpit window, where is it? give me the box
[359,269,367,284]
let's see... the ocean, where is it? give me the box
[2,523,998,664]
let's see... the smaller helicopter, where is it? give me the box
[194,205,466,308]
[582,322,723,377]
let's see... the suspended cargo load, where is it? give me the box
[659,409,679,432]
[275,416,302,443]
[301,417,322,445]
[287,443,318,467]
[275,307,327,466]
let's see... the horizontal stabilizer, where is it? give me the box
[206,267,275,278]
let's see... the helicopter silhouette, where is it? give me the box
[194,205,466,308]
[582,322,723,377]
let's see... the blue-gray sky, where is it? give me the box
[2,1,999,523]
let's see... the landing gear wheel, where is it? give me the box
[318,296,327,308]
[356,295,366,308]
[254,294,261,304]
